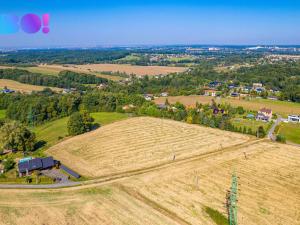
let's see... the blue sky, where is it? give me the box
[0,0,300,47]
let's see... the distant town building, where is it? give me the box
[204,90,217,97]
[209,81,222,88]
[1,88,15,94]
[253,83,263,89]
[144,94,154,101]
[96,83,108,90]
[156,104,168,110]
[268,96,278,101]
[231,92,240,98]
[161,92,169,97]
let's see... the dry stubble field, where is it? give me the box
[0,117,299,225]
[74,63,187,76]
[47,117,250,178]
[0,79,62,93]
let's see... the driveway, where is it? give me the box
[41,169,70,183]
[268,115,282,141]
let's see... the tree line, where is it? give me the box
[0,69,108,90]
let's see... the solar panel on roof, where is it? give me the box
[61,165,81,178]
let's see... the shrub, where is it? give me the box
[276,134,286,143]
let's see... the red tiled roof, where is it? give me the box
[259,108,272,114]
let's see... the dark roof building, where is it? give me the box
[18,157,56,174]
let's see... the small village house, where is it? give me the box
[161,92,169,97]
[288,115,300,123]
[256,108,272,122]
[253,83,263,89]
[144,94,154,101]
[204,89,217,97]
[18,157,60,177]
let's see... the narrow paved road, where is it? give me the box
[268,115,282,141]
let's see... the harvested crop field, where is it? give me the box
[0,79,62,93]
[155,95,300,116]
[69,63,187,76]
[1,124,300,225]
[47,117,250,178]
[124,139,300,225]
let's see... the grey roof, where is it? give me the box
[18,157,55,173]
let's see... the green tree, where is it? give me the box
[257,126,266,138]
[3,158,15,172]
[0,122,36,152]
[67,112,94,136]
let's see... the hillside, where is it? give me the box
[0,117,299,225]
[47,117,250,178]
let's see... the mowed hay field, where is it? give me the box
[75,63,187,76]
[155,95,300,116]
[48,117,250,178]
[124,140,300,225]
[0,79,62,93]
[0,124,299,224]
[0,186,177,225]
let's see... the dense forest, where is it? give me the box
[0,91,145,125]
[0,49,130,64]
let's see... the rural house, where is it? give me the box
[257,108,272,122]
[288,115,300,123]
[144,94,154,101]
[204,89,217,97]
[18,157,60,177]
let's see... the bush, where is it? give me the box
[3,158,15,172]
[257,126,266,138]
[276,134,286,143]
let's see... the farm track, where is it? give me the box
[0,138,262,190]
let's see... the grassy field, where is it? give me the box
[155,95,300,117]
[91,112,129,125]
[1,118,300,225]
[47,117,250,178]
[277,123,300,144]
[0,110,5,119]
[231,118,270,132]
[33,112,129,151]
[0,79,62,93]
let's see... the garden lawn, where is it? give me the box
[277,123,300,144]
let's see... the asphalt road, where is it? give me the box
[0,181,81,189]
[268,115,282,141]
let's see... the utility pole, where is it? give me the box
[227,173,238,225]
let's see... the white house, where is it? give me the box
[288,115,300,123]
